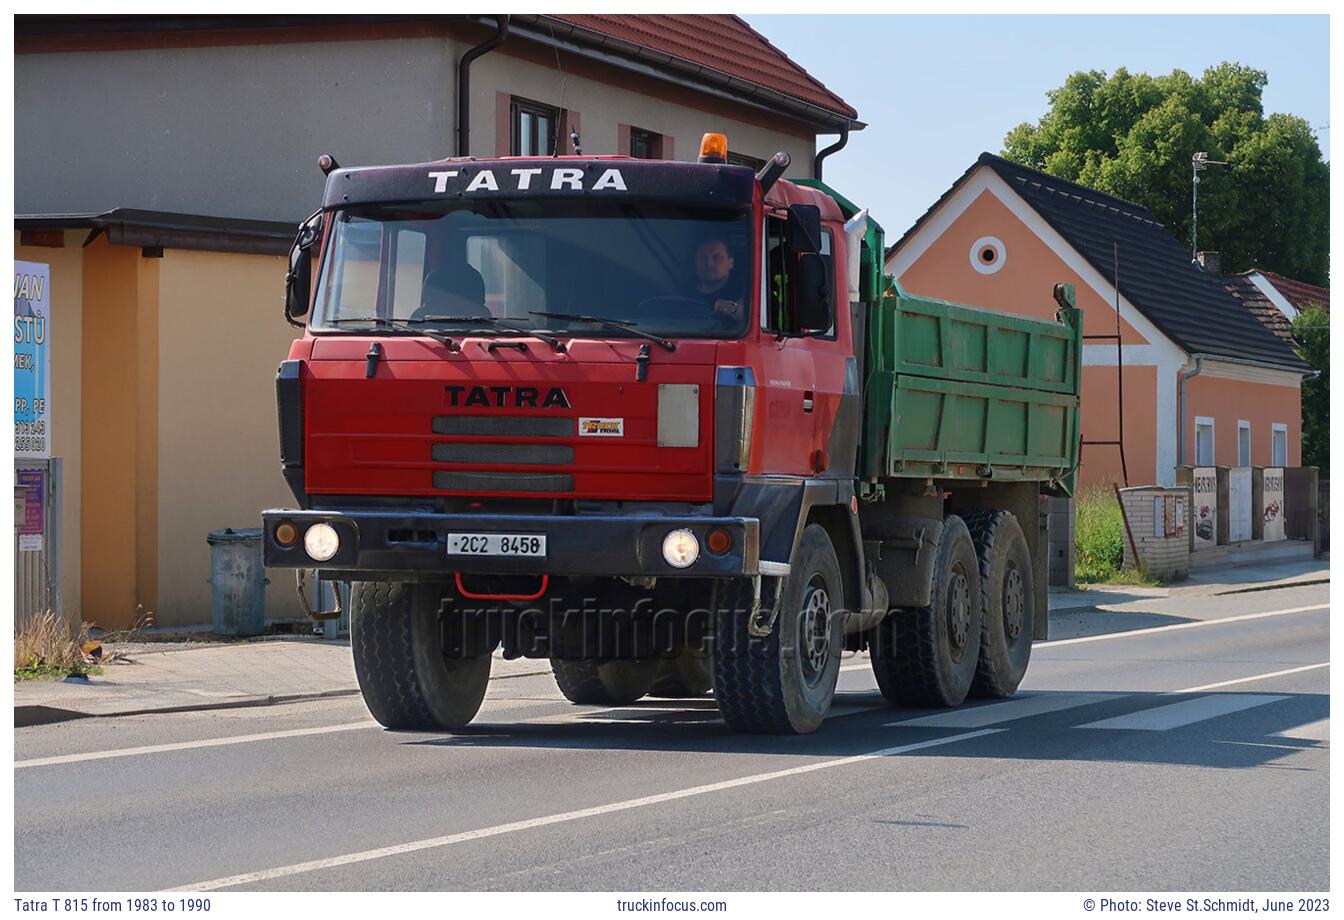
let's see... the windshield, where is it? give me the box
[311,200,752,339]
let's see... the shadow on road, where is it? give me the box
[401,688,1328,772]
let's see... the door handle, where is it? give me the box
[803,390,814,413]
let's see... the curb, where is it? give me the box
[14,664,555,728]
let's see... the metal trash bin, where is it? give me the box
[207,528,267,636]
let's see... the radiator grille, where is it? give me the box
[433,471,574,492]
[432,416,573,437]
[432,443,574,465]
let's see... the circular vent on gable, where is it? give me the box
[970,236,1006,275]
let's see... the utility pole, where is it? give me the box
[1191,151,1228,263]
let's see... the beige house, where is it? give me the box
[14,14,860,628]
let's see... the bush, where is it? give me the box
[1075,487,1126,583]
[14,611,99,680]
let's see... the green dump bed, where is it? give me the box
[859,284,1082,494]
[791,178,1081,495]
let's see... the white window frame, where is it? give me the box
[1272,423,1288,467]
[1194,416,1216,466]
[1237,419,1252,467]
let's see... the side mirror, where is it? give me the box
[785,204,822,254]
[284,214,322,327]
[793,252,833,334]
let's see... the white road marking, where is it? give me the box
[15,720,378,770]
[1274,718,1329,742]
[177,727,1003,891]
[1077,694,1288,731]
[1039,604,1327,649]
[1175,662,1329,693]
[883,692,1121,728]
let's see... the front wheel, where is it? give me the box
[713,524,844,734]
[350,581,492,730]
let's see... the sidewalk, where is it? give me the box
[15,557,1328,727]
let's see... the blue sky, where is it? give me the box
[745,15,1330,240]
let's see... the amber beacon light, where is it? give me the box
[698,133,728,164]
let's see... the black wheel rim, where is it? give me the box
[1002,564,1024,641]
[946,563,971,662]
[798,576,831,685]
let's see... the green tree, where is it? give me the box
[1003,63,1329,285]
[1292,303,1328,471]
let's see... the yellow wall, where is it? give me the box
[156,249,302,625]
[79,237,159,627]
[14,233,85,621]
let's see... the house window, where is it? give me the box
[1238,420,1251,467]
[1272,423,1288,467]
[727,151,766,171]
[629,127,661,159]
[511,97,558,157]
[1195,417,1215,466]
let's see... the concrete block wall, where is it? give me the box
[1119,487,1191,580]
[1047,495,1075,588]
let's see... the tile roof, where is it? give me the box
[1253,269,1329,314]
[1224,274,1296,345]
[891,152,1308,372]
[545,15,857,121]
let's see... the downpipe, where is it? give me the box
[1177,354,1206,466]
[458,16,510,157]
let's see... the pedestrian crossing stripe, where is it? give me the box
[1076,694,1289,731]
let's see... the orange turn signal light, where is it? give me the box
[706,527,733,555]
[274,522,298,546]
[698,132,728,164]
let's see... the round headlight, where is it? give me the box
[304,523,340,562]
[662,529,700,568]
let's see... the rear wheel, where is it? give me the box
[350,581,492,730]
[871,515,982,708]
[713,524,844,734]
[965,510,1034,698]
[551,659,658,705]
[648,650,713,698]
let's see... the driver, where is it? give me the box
[694,237,744,323]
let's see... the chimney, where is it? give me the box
[1196,251,1221,275]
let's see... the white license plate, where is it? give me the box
[446,533,547,557]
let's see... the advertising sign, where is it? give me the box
[14,261,51,459]
[1262,467,1285,542]
[1191,467,1217,549]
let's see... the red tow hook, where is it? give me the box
[453,572,549,601]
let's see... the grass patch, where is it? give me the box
[14,611,102,680]
[1074,487,1164,587]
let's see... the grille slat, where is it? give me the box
[433,471,574,492]
[432,416,573,437]
[432,443,574,465]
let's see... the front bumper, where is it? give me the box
[261,508,762,578]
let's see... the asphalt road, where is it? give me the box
[14,582,1329,892]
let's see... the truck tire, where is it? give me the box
[871,515,982,708]
[350,581,491,730]
[551,659,658,705]
[712,523,844,734]
[648,651,713,698]
[964,510,1034,698]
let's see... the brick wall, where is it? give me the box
[1119,487,1191,580]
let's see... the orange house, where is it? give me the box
[886,153,1312,490]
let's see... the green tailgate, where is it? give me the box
[862,283,1082,494]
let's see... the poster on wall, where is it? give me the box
[1192,466,1217,549]
[1262,467,1285,542]
[14,260,51,459]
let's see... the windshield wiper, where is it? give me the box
[325,317,460,352]
[529,311,676,352]
[414,314,567,353]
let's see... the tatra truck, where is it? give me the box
[264,133,1081,734]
